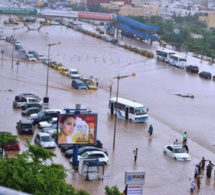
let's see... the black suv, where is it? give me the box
[29,110,62,126]
[60,139,103,152]
[21,102,43,111]
[186,65,199,74]
[199,71,212,79]
[16,119,34,134]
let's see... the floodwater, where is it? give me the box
[0,18,215,195]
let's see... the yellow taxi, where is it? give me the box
[60,67,69,76]
[81,78,98,90]
[53,63,64,71]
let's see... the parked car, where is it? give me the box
[15,44,23,50]
[163,145,191,161]
[3,140,20,151]
[71,79,88,90]
[25,18,36,23]
[186,65,199,74]
[116,41,125,47]
[103,36,112,42]
[34,132,56,148]
[41,124,57,136]
[70,151,110,165]
[21,102,43,110]
[81,78,97,90]
[53,63,65,71]
[29,109,62,126]
[26,54,37,62]
[28,51,38,57]
[38,117,58,129]
[21,107,42,116]
[43,58,51,65]
[65,146,108,158]
[35,54,46,60]
[16,119,34,134]
[199,71,212,79]
[61,139,103,152]
[13,96,43,108]
[111,39,119,44]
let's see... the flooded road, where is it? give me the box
[0,18,215,195]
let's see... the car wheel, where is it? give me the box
[9,149,15,151]
[174,157,177,161]
[163,151,167,154]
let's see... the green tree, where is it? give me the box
[0,140,89,195]
[104,185,122,195]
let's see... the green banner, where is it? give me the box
[0,8,37,15]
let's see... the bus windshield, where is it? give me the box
[135,107,148,115]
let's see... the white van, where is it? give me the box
[68,68,80,79]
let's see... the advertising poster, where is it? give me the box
[127,185,143,195]
[57,113,97,145]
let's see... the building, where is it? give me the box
[199,11,215,28]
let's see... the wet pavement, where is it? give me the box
[0,17,215,195]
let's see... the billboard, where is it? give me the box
[78,12,113,21]
[37,9,78,18]
[57,113,97,145]
[125,171,145,185]
[0,8,37,15]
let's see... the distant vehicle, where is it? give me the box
[53,63,65,71]
[60,67,69,76]
[61,139,103,152]
[81,78,97,90]
[16,119,34,134]
[41,124,57,136]
[169,54,187,68]
[111,39,118,44]
[21,107,42,116]
[28,51,38,57]
[38,117,58,129]
[43,58,51,65]
[35,54,46,60]
[108,97,148,123]
[156,48,175,63]
[70,151,110,165]
[13,96,43,108]
[14,93,40,101]
[103,36,112,42]
[0,34,6,40]
[163,145,191,161]
[25,18,36,23]
[68,68,80,79]
[186,65,199,74]
[29,109,62,126]
[21,101,43,110]
[26,54,37,62]
[199,71,212,79]
[34,132,56,148]
[116,41,125,47]
[71,79,88,90]
[9,18,19,24]
[65,146,108,158]
[15,44,23,50]
[3,140,20,151]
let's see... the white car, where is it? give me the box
[34,132,56,148]
[163,145,191,161]
[38,117,57,129]
[26,54,37,62]
[36,54,46,60]
[42,124,57,136]
[70,151,110,165]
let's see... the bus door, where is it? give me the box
[110,101,114,115]
[125,107,129,120]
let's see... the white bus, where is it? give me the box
[169,54,187,69]
[156,48,175,63]
[108,97,148,123]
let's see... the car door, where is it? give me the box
[166,146,173,157]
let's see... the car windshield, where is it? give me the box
[38,111,45,118]
[41,136,53,142]
[173,147,186,153]
[135,107,148,115]
[72,71,79,74]
[81,152,89,158]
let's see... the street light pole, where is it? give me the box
[45,42,61,98]
[112,73,136,150]
[11,27,22,70]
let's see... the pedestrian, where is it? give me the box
[198,163,201,175]
[196,175,201,190]
[194,165,199,179]
[173,139,178,145]
[200,157,207,170]
[183,143,189,153]
[183,131,187,143]
[148,124,153,136]
[133,148,138,162]
[190,179,196,192]
[206,161,214,178]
